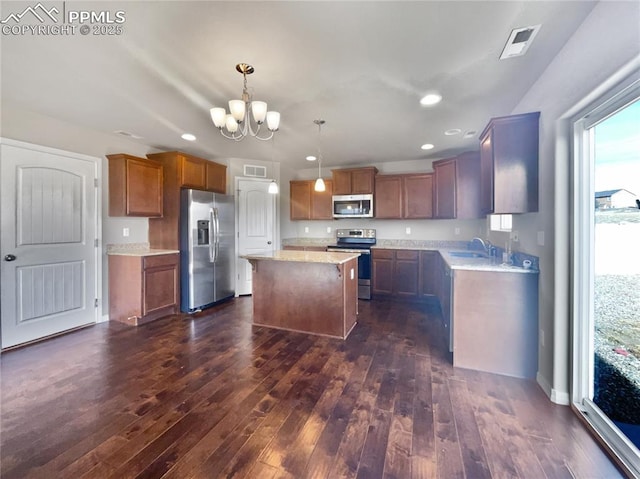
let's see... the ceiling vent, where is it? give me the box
[243,165,267,178]
[500,24,541,60]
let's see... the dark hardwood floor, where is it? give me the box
[0,297,623,478]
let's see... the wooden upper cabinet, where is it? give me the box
[180,155,206,189]
[479,111,540,214]
[107,154,163,217]
[403,174,433,219]
[310,180,333,220]
[331,167,377,195]
[375,173,433,219]
[205,161,227,194]
[290,179,333,220]
[290,180,312,220]
[433,152,481,220]
[147,151,227,194]
[433,158,457,219]
[374,175,403,218]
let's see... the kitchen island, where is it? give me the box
[242,250,360,339]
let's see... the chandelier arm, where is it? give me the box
[252,131,275,141]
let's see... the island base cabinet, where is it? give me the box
[108,254,179,326]
[452,270,538,378]
[250,258,358,339]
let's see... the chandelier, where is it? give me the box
[210,63,281,141]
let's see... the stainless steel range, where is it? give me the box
[327,229,376,300]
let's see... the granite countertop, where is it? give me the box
[280,238,539,273]
[107,243,179,257]
[242,250,360,265]
[373,245,538,274]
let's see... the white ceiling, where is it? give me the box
[1,1,597,169]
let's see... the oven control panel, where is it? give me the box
[336,228,376,239]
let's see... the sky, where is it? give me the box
[594,99,640,198]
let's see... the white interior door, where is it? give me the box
[0,139,99,349]
[236,178,276,295]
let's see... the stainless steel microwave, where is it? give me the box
[332,194,374,218]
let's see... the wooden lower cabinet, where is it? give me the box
[372,248,419,299]
[419,250,439,298]
[372,249,394,295]
[109,253,179,326]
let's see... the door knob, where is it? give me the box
[267,241,272,245]
[4,254,16,262]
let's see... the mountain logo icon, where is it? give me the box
[1,2,60,24]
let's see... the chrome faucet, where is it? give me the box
[471,237,492,253]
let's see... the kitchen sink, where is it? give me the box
[448,251,488,258]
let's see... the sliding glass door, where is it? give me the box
[573,80,640,476]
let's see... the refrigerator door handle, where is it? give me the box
[208,208,216,262]
[214,207,221,262]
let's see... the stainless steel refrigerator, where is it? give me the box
[180,189,235,312]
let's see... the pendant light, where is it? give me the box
[314,119,326,192]
[268,137,279,194]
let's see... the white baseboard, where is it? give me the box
[537,371,570,405]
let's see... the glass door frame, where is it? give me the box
[571,76,640,477]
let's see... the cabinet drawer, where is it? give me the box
[396,250,418,260]
[372,249,394,259]
[143,254,179,270]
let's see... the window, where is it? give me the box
[488,214,512,232]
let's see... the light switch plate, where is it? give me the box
[304,226,309,233]
[537,231,545,246]
[454,227,460,235]
[405,227,411,235]
[122,227,129,237]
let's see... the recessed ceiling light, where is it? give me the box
[421,143,435,150]
[420,93,442,106]
[181,133,196,141]
[463,130,477,139]
[306,155,317,161]
[444,128,462,136]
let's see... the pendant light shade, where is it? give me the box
[313,119,326,192]
[268,180,279,194]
